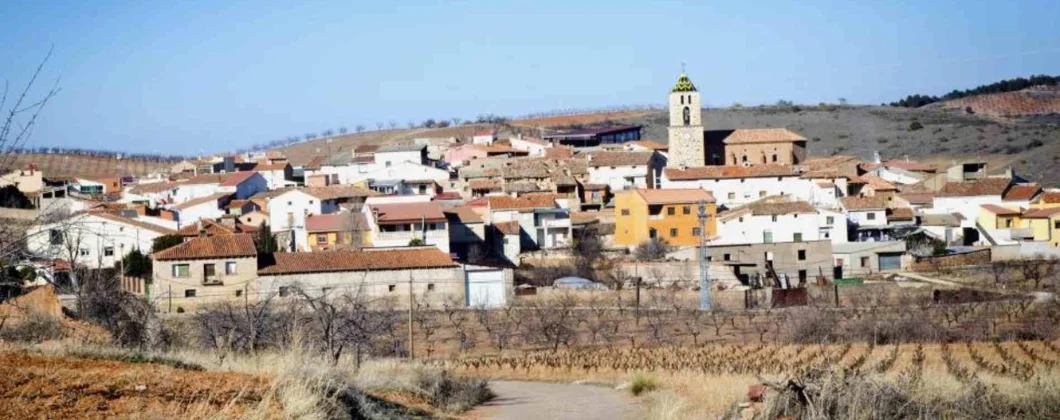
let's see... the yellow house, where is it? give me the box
[305,213,371,251]
[615,189,716,247]
[977,204,1023,230]
[1031,191,1060,210]
[1021,207,1060,247]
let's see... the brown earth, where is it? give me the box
[934,85,1060,118]
[0,153,175,178]
[0,351,280,419]
[509,110,656,129]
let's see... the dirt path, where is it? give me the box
[467,380,644,420]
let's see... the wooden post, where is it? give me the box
[408,274,415,360]
[168,284,172,313]
[833,284,840,308]
[634,277,642,325]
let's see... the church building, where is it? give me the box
[666,73,807,168]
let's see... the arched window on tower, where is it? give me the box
[772,154,778,163]
[680,95,685,105]
[682,107,691,125]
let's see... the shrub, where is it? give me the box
[0,312,62,343]
[630,374,660,396]
[909,121,924,131]
[355,359,491,413]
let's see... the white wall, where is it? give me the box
[930,195,1001,228]
[714,212,823,245]
[234,174,268,199]
[510,137,548,156]
[176,201,224,226]
[374,150,424,167]
[171,183,218,204]
[269,190,325,231]
[846,209,887,227]
[589,165,651,191]
[818,209,849,244]
[26,214,166,269]
[257,266,464,305]
[662,175,816,209]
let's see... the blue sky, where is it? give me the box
[2,0,1058,155]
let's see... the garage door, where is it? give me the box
[466,269,507,308]
[878,253,902,271]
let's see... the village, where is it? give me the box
[3,72,1057,315]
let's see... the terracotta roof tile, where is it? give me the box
[488,194,559,210]
[938,178,1012,197]
[444,206,483,224]
[664,164,796,180]
[173,193,230,211]
[1002,183,1041,201]
[368,202,446,224]
[303,185,380,200]
[980,204,1021,216]
[1038,191,1060,204]
[862,175,897,191]
[306,213,367,232]
[88,211,177,235]
[884,160,936,172]
[627,140,668,151]
[127,180,184,195]
[184,171,259,187]
[634,189,715,205]
[1022,207,1060,218]
[839,196,889,210]
[469,179,502,190]
[899,193,935,204]
[887,207,915,221]
[494,221,521,235]
[586,151,655,167]
[177,219,236,237]
[258,247,456,275]
[720,128,806,144]
[152,234,257,260]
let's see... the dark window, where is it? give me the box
[49,229,63,245]
[798,249,806,260]
[184,289,197,298]
[772,154,778,162]
[104,246,114,257]
[235,289,243,297]
[670,228,678,237]
[278,286,290,297]
[692,227,701,236]
[794,233,803,242]
[867,212,876,220]
[388,285,396,292]
[683,206,690,215]
[621,209,630,216]
[860,257,869,267]
[723,253,731,261]
[667,207,675,216]
[427,283,435,292]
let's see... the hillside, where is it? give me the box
[273,124,494,167]
[930,85,1060,118]
[597,105,1060,185]
[0,153,176,178]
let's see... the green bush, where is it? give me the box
[630,374,659,396]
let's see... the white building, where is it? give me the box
[713,198,839,246]
[839,196,889,228]
[586,150,665,191]
[928,178,1013,229]
[27,211,177,269]
[485,194,571,249]
[661,164,816,209]
[171,193,228,227]
[509,135,550,157]
[266,189,339,232]
[362,195,450,253]
[170,172,267,204]
[472,129,497,145]
[253,162,294,190]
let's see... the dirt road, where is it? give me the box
[467,380,644,420]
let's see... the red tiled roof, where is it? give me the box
[899,193,935,205]
[368,201,446,224]
[258,247,457,275]
[469,180,502,190]
[586,151,655,167]
[884,160,936,172]
[664,164,796,180]
[1039,191,1060,204]
[177,219,236,237]
[888,207,915,221]
[444,206,483,224]
[634,189,714,205]
[839,196,889,210]
[253,162,290,172]
[980,204,1021,216]
[1023,207,1060,218]
[721,128,806,144]
[152,234,257,260]
[937,178,1012,197]
[862,175,897,191]
[433,191,463,201]
[184,171,259,187]
[1002,183,1041,201]
[306,212,366,232]
[487,194,559,210]
[628,140,668,151]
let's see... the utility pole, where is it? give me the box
[408,273,415,360]
[698,199,711,310]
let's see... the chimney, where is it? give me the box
[198,224,208,238]
[872,151,881,164]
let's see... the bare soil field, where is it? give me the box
[509,110,656,129]
[0,351,279,419]
[934,86,1060,118]
[0,153,176,177]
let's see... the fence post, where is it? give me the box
[834,284,840,308]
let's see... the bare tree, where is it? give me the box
[989,261,1011,287]
[524,294,579,351]
[1017,256,1060,289]
[355,124,365,133]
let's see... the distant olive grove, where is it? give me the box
[889,74,1060,108]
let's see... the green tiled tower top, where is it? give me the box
[671,73,697,93]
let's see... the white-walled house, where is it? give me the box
[374,144,427,167]
[839,196,888,227]
[661,165,815,209]
[253,162,294,190]
[817,207,849,244]
[266,189,338,232]
[713,198,826,246]
[170,172,267,204]
[485,194,570,249]
[586,150,665,191]
[928,178,1013,228]
[171,193,228,227]
[27,211,177,269]
[362,195,450,253]
[509,135,550,157]
[472,129,497,145]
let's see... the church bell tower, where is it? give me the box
[667,73,705,168]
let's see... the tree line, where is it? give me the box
[889,74,1060,108]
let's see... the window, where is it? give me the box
[203,263,216,279]
[322,287,331,294]
[184,289,197,298]
[692,227,701,236]
[794,233,803,242]
[1054,220,1060,229]
[727,192,736,200]
[317,234,328,245]
[683,206,690,215]
[772,154,778,162]
[763,231,773,243]
[860,257,869,268]
[104,246,114,257]
[388,285,396,292]
[49,229,63,245]
[798,270,807,283]
[836,258,844,266]
[723,253,731,261]
[771,215,778,222]
[798,249,806,260]
[173,264,190,278]
[760,191,767,198]
[867,212,876,220]
[225,261,237,275]
[235,289,243,297]
[427,283,435,292]
[826,216,834,225]
[278,286,290,297]
[667,207,675,216]
[79,248,90,256]
[385,161,392,167]
[621,209,630,216]
[670,228,678,237]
